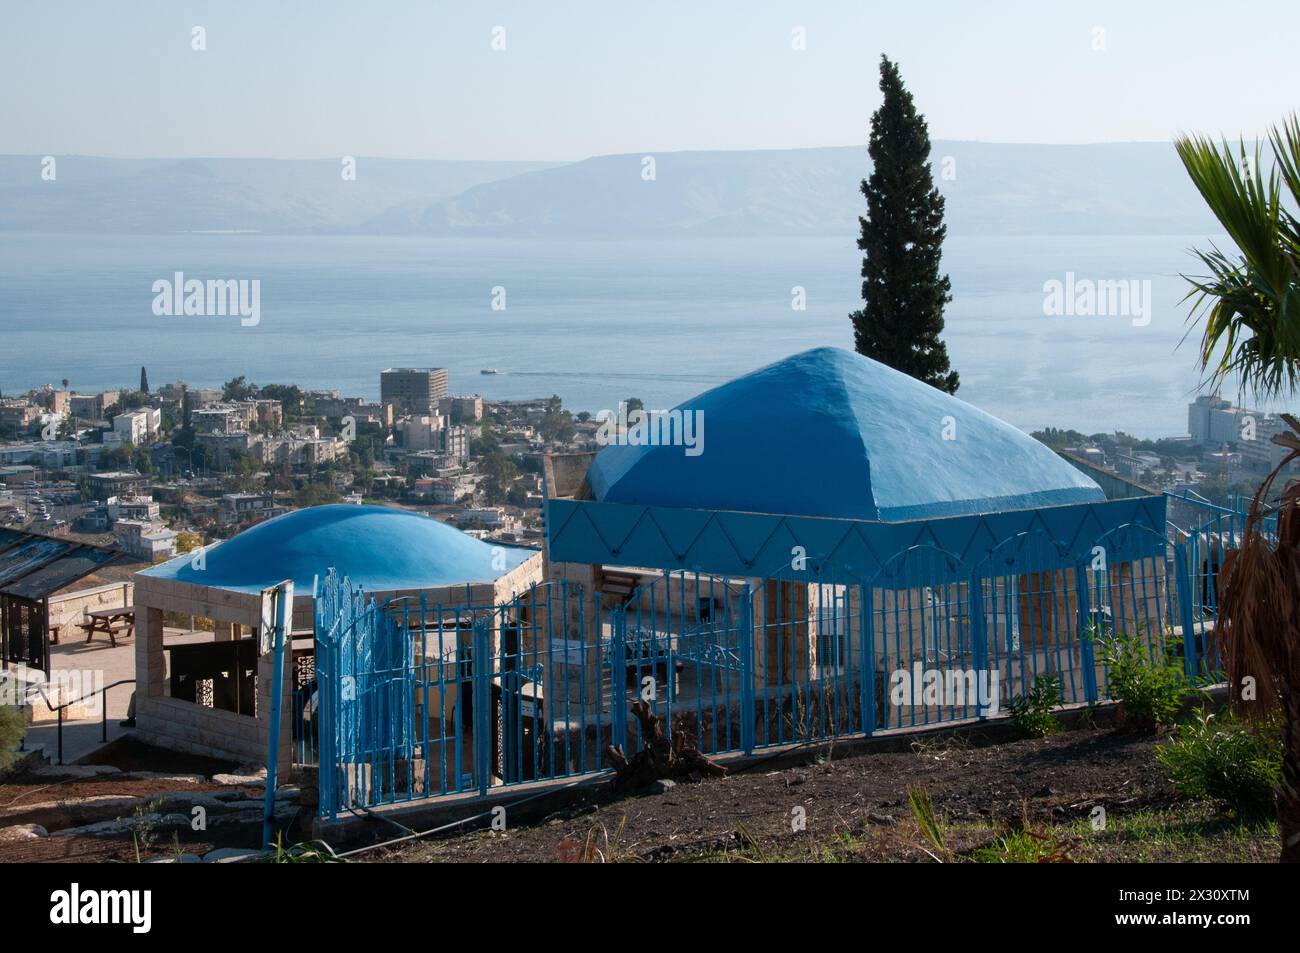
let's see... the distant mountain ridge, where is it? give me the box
[0,142,1220,237]
[0,156,560,234]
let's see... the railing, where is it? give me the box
[1163,491,1270,683]
[311,507,1235,819]
[18,678,136,765]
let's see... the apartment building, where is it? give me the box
[112,407,162,445]
[111,495,161,522]
[381,368,449,415]
[88,471,150,499]
[1188,395,1296,471]
[439,394,484,424]
[114,519,178,561]
[219,492,285,525]
[70,391,120,420]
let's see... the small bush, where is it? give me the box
[1009,674,1063,737]
[1100,632,1190,732]
[0,698,25,774]
[1155,711,1281,821]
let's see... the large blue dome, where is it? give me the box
[143,504,535,593]
[588,347,1103,522]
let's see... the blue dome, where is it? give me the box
[143,504,535,593]
[588,347,1103,522]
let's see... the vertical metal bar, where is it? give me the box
[474,617,490,797]
[419,595,430,799]
[612,606,627,753]
[591,591,600,776]
[905,575,919,726]
[969,575,989,718]
[1074,565,1098,704]
[1172,542,1199,682]
[539,584,551,780]
[453,609,463,793]
[560,580,571,776]
[739,582,754,755]
[860,582,874,735]
[262,580,294,848]
[577,585,587,776]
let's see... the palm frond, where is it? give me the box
[1176,120,1300,400]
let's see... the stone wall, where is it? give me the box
[48,582,133,631]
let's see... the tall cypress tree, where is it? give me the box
[139,366,149,394]
[850,56,958,394]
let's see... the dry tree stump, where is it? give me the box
[604,700,728,791]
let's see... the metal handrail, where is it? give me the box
[17,678,136,766]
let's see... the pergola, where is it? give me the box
[0,529,122,676]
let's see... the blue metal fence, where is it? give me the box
[308,494,1252,818]
[1166,491,1274,685]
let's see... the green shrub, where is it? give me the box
[1100,632,1190,732]
[1155,711,1281,821]
[0,702,25,773]
[1009,674,1063,737]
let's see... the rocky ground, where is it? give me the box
[0,739,313,863]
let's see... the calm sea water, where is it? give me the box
[0,232,1229,437]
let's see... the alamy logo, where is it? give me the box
[1042,272,1151,327]
[152,272,261,327]
[594,402,704,457]
[889,664,1000,715]
[49,883,151,933]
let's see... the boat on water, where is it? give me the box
[480,368,499,375]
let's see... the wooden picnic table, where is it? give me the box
[79,605,136,647]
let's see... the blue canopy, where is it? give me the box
[588,347,1103,522]
[143,504,534,593]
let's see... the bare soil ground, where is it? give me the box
[374,726,1278,863]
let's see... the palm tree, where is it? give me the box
[1176,114,1300,861]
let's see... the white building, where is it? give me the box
[110,495,161,523]
[219,492,284,525]
[459,506,519,533]
[1237,414,1294,471]
[0,441,79,468]
[114,519,178,561]
[397,414,446,451]
[113,407,162,445]
[430,475,473,504]
[1189,395,1295,470]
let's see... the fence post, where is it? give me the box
[859,582,875,736]
[969,578,990,718]
[612,606,627,752]
[739,583,754,755]
[473,617,491,798]
[318,632,336,821]
[1172,542,1200,682]
[261,580,294,849]
[1074,565,1099,704]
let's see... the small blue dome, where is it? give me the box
[588,347,1103,522]
[143,504,534,593]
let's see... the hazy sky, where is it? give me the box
[3,1,1296,161]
